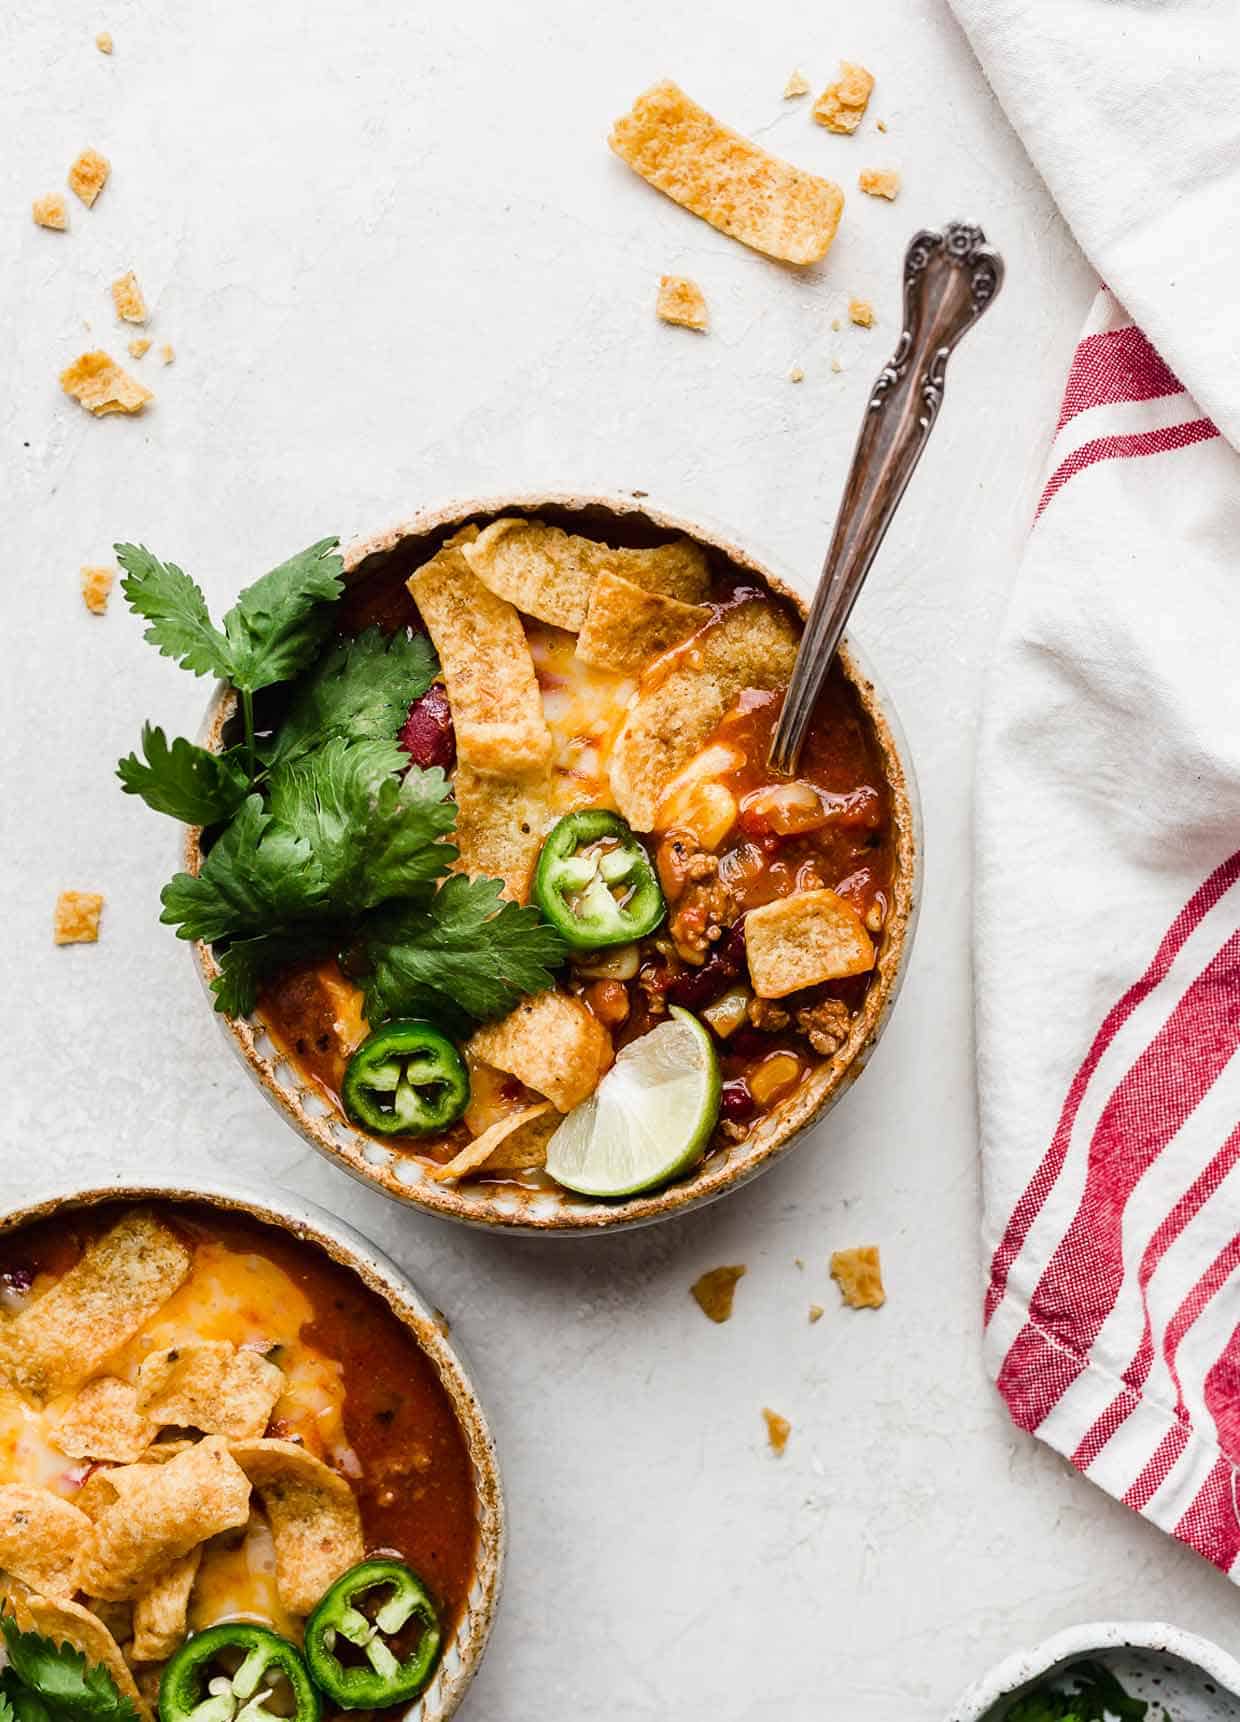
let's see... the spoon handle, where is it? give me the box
[768,221,1004,775]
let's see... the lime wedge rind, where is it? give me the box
[545,1006,721,1199]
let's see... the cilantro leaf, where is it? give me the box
[117,724,251,826]
[0,1618,139,1722]
[266,742,457,910]
[117,544,232,679]
[220,537,345,693]
[265,627,439,769]
[159,794,329,946]
[361,875,567,1032]
[1004,1663,1146,1722]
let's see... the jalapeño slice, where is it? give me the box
[533,809,665,952]
[304,1557,442,1710]
[159,1624,319,1722]
[342,1021,469,1137]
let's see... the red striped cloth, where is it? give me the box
[976,288,1240,1574]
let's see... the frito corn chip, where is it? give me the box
[81,565,115,614]
[111,271,148,323]
[128,337,151,359]
[656,274,708,331]
[812,62,875,134]
[576,569,708,675]
[67,148,109,207]
[230,1439,363,1617]
[61,350,153,416]
[77,1436,251,1600]
[452,763,550,904]
[32,194,68,230]
[430,1102,558,1182]
[136,1340,284,1441]
[690,1265,746,1324]
[745,888,875,998]
[467,991,612,1114]
[407,532,551,773]
[463,518,710,631]
[849,297,875,327]
[3,1589,150,1721]
[53,889,104,943]
[51,1376,157,1463]
[830,1244,886,1308]
[608,598,798,830]
[610,80,844,265]
[0,1486,91,1597]
[859,167,900,200]
[782,70,810,99]
[130,1547,201,1662]
[762,1407,792,1454]
[0,1211,191,1404]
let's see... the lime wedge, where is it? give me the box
[545,1006,721,1198]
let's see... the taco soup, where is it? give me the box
[0,1201,481,1719]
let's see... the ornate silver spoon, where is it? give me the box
[768,221,1004,774]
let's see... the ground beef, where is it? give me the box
[747,997,790,1032]
[794,997,853,1055]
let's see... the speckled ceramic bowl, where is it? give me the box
[948,1621,1240,1721]
[188,492,922,1232]
[0,1179,504,1722]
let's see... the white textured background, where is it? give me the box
[3,2,1237,1717]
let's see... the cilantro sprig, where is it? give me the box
[0,1617,139,1722]
[1003,1661,1150,1722]
[118,536,568,1021]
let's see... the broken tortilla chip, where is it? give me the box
[452,763,550,903]
[0,1211,191,1404]
[111,271,148,323]
[51,1377,157,1464]
[576,570,708,675]
[609,598,799,830]
[429,1102,558,1182]
[812,62,875,134]
[60,351,152,416]
[0,1486,91,1597]
[80,565,116,614]
[407,533,551,773]
[745,888,875,999]
[690,1265,746,1324]
[2,1589,150,1721]
[830,1244,886,1309]
[762,1408,791,1454]
[783,69,810,99]
[229,1439,363,1617]
[610,80,844,266]
[77,1435,251,1600]
[67,148,109,207]
[656,275,708,331]
[466,990,612,1114]
[849,297,875,328]
[859,167,900,200]
[130,1546,201,1662]
[136,1340,284,1440]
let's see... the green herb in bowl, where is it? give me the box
[1003,1660,1161,1722]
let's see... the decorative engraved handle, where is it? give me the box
[768,221,1004,774]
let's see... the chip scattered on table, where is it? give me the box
[610,80,844,266]
[53,888,104,943]
[831,356,843,373]
[159,342,175,364]
[788,365,805,383]
[809,1303,824,1323]
[96,31,113,52]
[859,167,900,200]
[32,193,68,230]
[81,564,115,613]
[67,147,110,207]
[690,1264,746,1324]
[762,1407,791,1454]
[128,336,151,358]
[849,297,875,327]
[656,273,708,331]
[813,62,875,134]
[782,69,810,99]
[830,1244,886,1308]
[745,887,875,998]
[61,350,153,416]
[111,271,148,323]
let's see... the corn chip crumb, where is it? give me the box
[54,891,104,945]
[849,297,875,328]
[128,338,151,359]
[656,275,709,331]
[68,148,110,207]
[80,565,115,614]
[788,366,804,383]
[813,62,875,134]
[762,1408,791,1454]
[859,167,900,200]
[111,271,148,324]
[159,343,175,365]
[782,70,810,99]
[830,1245,886,1309]
[32,194,68,231]
[96,31,113,53]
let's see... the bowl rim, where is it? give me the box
[0,1177,505,1722]
[945,1619,1240,1721]
[184,488,923,1232]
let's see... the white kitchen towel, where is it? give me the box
[950,0,1240,1571]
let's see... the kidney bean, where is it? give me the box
[399,683,456,771]
[665,919,747,1012]
[720,1078,756,1122]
